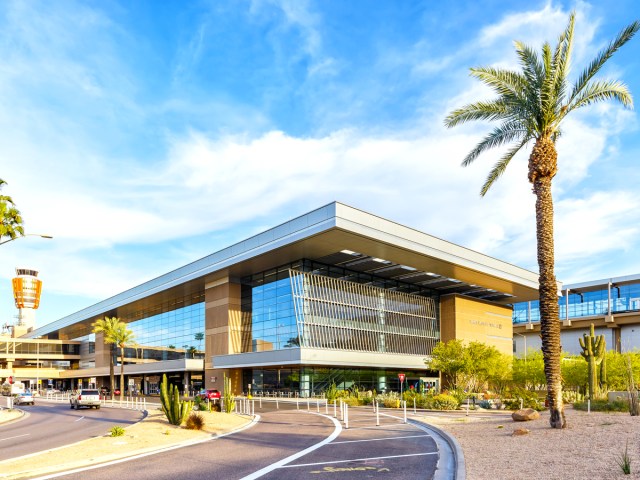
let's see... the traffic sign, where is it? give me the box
[398,373,405,383]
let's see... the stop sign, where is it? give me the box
[8,376,13,384]
[398,373,405,383]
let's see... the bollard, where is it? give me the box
[520,399,523,410]
[345,404,349,429]
[316,399,320,413]
[143,397,146,410]
[296,398,299,410]
[252,400,255,416]
[588,399,591,414]
[414,397,416,415]
[333,400,337,418]
[403,400,407,424]
[260,394,262,408]
[339,399,343,420]
[307,398,310,411]
[466,399,469,416]
[325,400,328,415]
[376,402,380,426]
[276,396,279,409]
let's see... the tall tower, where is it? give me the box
[12,267,43,331]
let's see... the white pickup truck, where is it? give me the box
[70,389,101,409]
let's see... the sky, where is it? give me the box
[1,0,639,329]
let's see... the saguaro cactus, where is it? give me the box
[222,373,236,414]
[160,374,193,425]
[579,324,606,399]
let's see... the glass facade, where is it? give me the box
[241,260,439,356]
[243,367,432,396]
[513,280,640,323]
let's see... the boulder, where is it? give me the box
[512,428,530,436]
[512,408,540,421]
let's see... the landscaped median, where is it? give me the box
[0,409,253,480]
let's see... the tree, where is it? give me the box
[194,332,204,351]
[0,179,24,243]
[444,13,639,428]
[92,316,121,396]
[112,322,135,402]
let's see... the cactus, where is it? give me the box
[579,324,606,399]
[160,374,193,425]
[600,350,608,392]
[222,373,235,414]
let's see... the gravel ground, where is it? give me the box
[422,406,640,480]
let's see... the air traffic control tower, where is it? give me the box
[12,267,43,336]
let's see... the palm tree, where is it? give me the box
[445,13,639,428]
[113,322,135,402]
[0,179,24,243]
[194,332,204,352]
[92,316,121,397]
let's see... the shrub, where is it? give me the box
[573,400,628,412]
[432,394,459,410]
[503,388,544,411]
[377,392,400,408]
[478,399,493,409]
[341,396,362,407]
[109,426,125,437]
[193,395,206,410]
[185,412,205,430]
[360,396,373,406]
[562,390,584,404]
[324,382,338,404]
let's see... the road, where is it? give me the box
[49,402,445,480]
[0,398,144,461]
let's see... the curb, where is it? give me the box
[409,418,465,480]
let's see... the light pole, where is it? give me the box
[0,234,53,246]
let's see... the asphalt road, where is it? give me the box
[46,402,443,480]
[0,398,144,461]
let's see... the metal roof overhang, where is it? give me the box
[27,202,541,338]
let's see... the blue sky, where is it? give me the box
[1,0,639,328]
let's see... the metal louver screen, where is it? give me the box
[289,269,439,356]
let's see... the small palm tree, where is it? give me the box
[194,332,204,352]
[92,316,121,396]
[112,322,135,402]
[445,13,639,428]
[0,179,24,243]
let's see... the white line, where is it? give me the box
[28,415,261,480]
[347,423,416,431]
[74,416,84,422]
[238,413,342,480]
[0,434,30,442]
[280,451,438,469]
[330,434,430,444]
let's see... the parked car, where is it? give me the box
[14,392,35,405]
[70,389,101,409]
[197,389,221,400]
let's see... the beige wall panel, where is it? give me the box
[440,295,514,356]
[94,332,112,370]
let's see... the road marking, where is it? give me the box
[330,434,430,444]
[74,416,85,422]
[280,451,438,469]
[346,423,415,431]
[239,413,342,480]
[0,433,30,442]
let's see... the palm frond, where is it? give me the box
[480,138,530,196]
[461,121,528,167]
[566,80,633,112]
[469,67,527,97]
[513,41,545,123]
[550,12,574,101]
[444,99,513,127]
[568,20,640,105]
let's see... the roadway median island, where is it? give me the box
[0,409,253,480]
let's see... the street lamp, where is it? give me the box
[0,234,53,246]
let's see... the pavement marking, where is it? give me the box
[238,413,342,480]
[279,451,438,469]
[330,434,430,444]
[346,423,416,431]
[0,433,30,442]
[28,414,262,480]
[74,416,85,422]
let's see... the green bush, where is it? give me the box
[573,400,628,412]
[109,425,125,437]
[360,396,373,405]
[478,399,493,409]
[341,396,362,407]
[324,382,338,404]
[185,412,205,430]
[432,393,459,410]
[562,390,584,404]
[193,395,206,410]
[503,388,544,411]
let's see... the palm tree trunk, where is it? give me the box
[530,137,565,429]
[120,346,125,402]
[109,344,115,399]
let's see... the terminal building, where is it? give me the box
[513,274,640,356]
[3,203,542,395]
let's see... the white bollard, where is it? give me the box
[333,400,337,418]
[316,399,319,413]
[307,398,310,411]
[414,397,416,415]
[296,398,299,410]
[260,394,262,408]
[520,399,523,410]
[588,399,591,414]
[403,400,407,424]
[345,404,349,429]
[252,400,255,416]
[325,400,328,415]
[376,402,380,426]
[276,397,279,409]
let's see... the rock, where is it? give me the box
[512,408,540,421]
[512,428,530,436]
